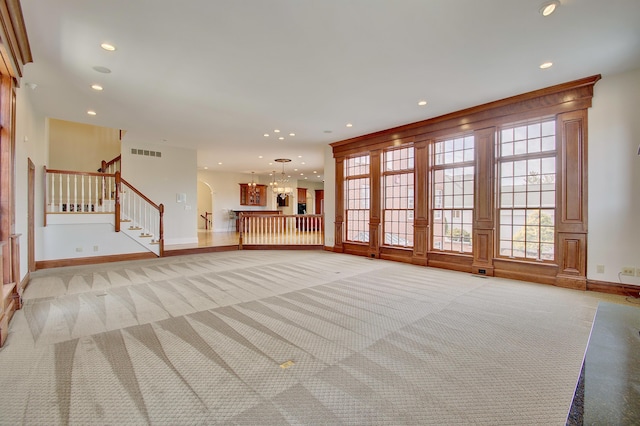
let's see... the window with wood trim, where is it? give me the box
[344,154,370,243]
[431,135,474,253]
[497,119,556,261]
[382,146,414,247]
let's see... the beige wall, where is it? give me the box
[49,119,121,172]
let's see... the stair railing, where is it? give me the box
[117,173,164,256]
[44,167,117,225]
[100,155,121,175]
[238,213,324,248]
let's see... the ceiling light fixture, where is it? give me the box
[539,1,559,17]
[289,133,295,136]
[100,43,116,51]
[263,133,269,137]
[274,129,280,133]
[278,137,284,140]
[346,123,353,128]
[204,166,208,170]
[271,159,293,200]
[247,172,258,200]
[539,61,553,69]
[87,110,97,116]
[91,84,103,91]
[418,100,427,106]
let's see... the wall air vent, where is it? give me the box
[131,148,162,158]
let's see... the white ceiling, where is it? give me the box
[20,0,640,183]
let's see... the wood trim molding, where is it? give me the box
[331,75,600,155]
[0,0,32,80]
[587,279,640,298]
[36,252,157,269]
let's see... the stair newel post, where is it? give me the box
[159,203,164,257]
[100,160,107,173]
[238,212,244,249]
[114,171,121,232]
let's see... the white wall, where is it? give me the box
[122,141,198,245]
[588,67,640,285]
[198,170,280,232]
[40,223,146,260]
[14,85,47,276]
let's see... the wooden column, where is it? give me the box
[333,156,345,252]
[472,127,496,275]
[368,149,381,258]
[412,139,429,265]
[555,110,588,290]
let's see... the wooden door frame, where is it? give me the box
[28,158,35,272]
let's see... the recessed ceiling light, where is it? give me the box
[100,43,116,51]
[218,162,222,165]
[263,133,269,137]
[346,123,353,128]
[298,155,302,158]
[539,1,559,17]
[289,133,295,136]
[92,66,111,74]
[204,166,208,170]
[304,177,308,180]
[258,155,263,159]
[87,110,97,116]
[278,137,284,140]
[269,162,273,165]
[301,162,306,165]
[294,169,298,171]
[274,129,280,133]
[300,173,304,176]
[91,84,103,91]
[313,171,317,174]
[539,62,553,69]
[418,100,427,106]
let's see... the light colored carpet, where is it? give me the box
[0,250,626,425]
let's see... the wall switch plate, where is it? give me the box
[621,266,635,276]
[596,264,604,273]
[636,267,640,277]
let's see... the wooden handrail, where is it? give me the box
[104,155,121,168]
[45,168,116,178]
[120,177,160,210]
[100,155,121,173]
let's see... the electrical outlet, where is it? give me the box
[75,247,83,253]
[596,264,605,274]
[621,266,635,276]
[93,245,99,252]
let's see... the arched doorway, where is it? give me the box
[197,180,213,230]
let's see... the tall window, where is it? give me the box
[382,146,414,247]
[344,155,370,242]
[497,119,556,261]
[431,135,474,253]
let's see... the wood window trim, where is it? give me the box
[331,75,600,157]
[332,75,598,289]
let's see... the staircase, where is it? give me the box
[44,155,164,257]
